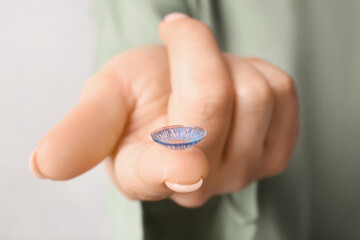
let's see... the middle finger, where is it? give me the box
[159,13,233,161]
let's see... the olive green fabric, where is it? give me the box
[93,0,360,239]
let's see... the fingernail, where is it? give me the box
[29,148,46,179]
[163,12,189,23]
[165,178,203,193]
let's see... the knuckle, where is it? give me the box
[179,86,232,120]
[243,57,296,99]
[236,77,273,107]
[272,73,296,96]
[187,94,231,120]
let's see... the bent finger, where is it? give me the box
[246,58,299,176]
[221,55,274,189]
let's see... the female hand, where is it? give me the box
[30,13,299,208]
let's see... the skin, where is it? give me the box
[30,13,299,208]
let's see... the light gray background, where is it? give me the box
[0,1,114,239]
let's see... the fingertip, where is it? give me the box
[139,144,209,192]
[29,148,46,179]
[163,12,189,23]
[158,12,194,43]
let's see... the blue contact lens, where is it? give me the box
[150,125,206,150]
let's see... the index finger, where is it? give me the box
[30,56,133,180]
